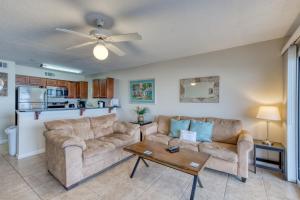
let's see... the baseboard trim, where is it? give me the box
[17,148,45,159]
[0,139,8,144]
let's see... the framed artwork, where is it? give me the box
[0,72,8,96]
[130,79,155,104]
[180,76,219,103]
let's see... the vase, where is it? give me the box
[138,115,144,122]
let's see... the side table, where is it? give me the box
[130,121,153,141]
[253,139,285,175]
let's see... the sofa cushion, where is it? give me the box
[206,118,242,145]
[169,138,199,152]
[44,119,74,132]
[83,140,116,166]
[98,133,136,147]
[145,133,172,145]
[90,114,117,138]
[179,116,206,122]
[68,118,94,140]
[198,142,238,163]
[169,119,190,138]
[156,115,179,135]
[190,120,213,142]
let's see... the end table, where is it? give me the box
[253,139,285,175]
[130,121,153,141]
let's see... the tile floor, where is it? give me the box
[0,145,299,200]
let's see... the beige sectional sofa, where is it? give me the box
[44,114,140,189]
[141,115,253,182]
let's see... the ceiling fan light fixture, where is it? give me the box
[93,44,108,60]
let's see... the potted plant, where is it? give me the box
[135,106,148,122]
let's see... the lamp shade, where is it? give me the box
[256,106,281,121]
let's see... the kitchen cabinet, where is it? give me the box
[99,79,107,98]
[67,81,77,98]
[57,80,68,87]
[76,81,88,99]
[106,78,114,99]
[46,79,57,87]
[16,75,29,86]
[92,78,114,98]
[28,76,46,87]
[93,80,100,98]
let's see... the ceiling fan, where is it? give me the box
[56,18,142,60]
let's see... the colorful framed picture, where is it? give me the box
[129,79,155,104]
[0,72,8,96]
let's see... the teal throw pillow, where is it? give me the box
[169,119,190,138]
[190,120,214,142]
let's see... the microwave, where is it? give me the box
[47,87,68,98]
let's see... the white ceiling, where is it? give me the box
[0,0,299,74]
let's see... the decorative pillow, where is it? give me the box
[190,120,214,142]
[169,119,190,138]
[180,130,197,142]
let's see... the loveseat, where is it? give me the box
[44,114,139,189]
[141,115,253,182]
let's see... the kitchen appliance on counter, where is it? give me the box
[98,100,105,108]
[47,101,66,109]
[78,100,86,108]
[47,87,68,98]
[17,86,47,111]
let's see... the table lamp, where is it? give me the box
[256,106,281,146]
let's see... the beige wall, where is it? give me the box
[88,38,284,143]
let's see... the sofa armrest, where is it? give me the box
[113,121,140,136]
[237,130,254,178]
[44,129,85,188]
[237,130,253,151]
[140,122,158,137]
[44,130,86,150]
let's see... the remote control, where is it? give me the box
[190,162,199,168]
[143,150,152,156]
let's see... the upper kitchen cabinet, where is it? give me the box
[92,78,114,98]
[76,81,88,99]
[93,79,100,98]
[57,80,68,88]
[28,76,46,87]
[16,75,29,86]
[46,79,57,87]
[67,81,77,98]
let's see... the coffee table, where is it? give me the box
[124,141,210,200]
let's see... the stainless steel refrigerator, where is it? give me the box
[17,86,47,111]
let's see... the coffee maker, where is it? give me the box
[98,100,105,108]
[78,100,86,108]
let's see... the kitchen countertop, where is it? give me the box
[16,106,120,112]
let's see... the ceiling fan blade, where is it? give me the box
[66,41,97,50]
[56,28,94,39]
[104,33,142,42]
[105,43,125,56]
